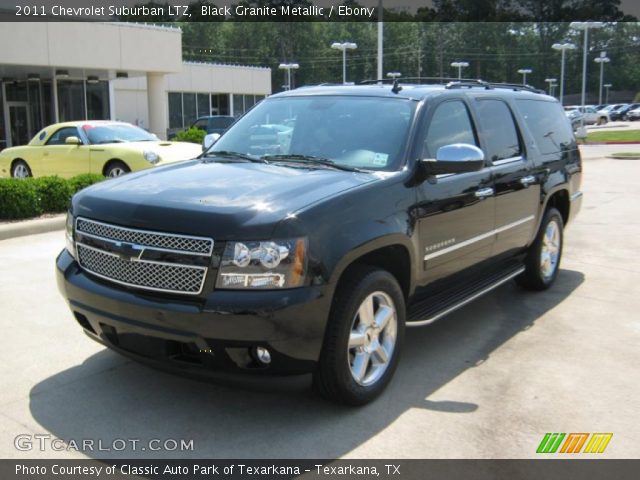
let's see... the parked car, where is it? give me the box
[627,106,640,121]
[565,108,584,130]
[565,105,609,125]
[0,121,202,178]
[612,103,640,121]
[168,116,236,140]
[58,81,582,405]
[607,104,630,121]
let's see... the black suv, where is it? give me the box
[57,81,582,405]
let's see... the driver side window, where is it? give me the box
[424,100,477,158]
[47,127,80,146]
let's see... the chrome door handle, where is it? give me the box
[520,175,536,186]
[475,187,494,199]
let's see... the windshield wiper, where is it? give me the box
[199,150,268,163]
[261,154,364,172]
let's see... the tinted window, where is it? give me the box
[424,100,477,158]
[515,100,575,155]
[46,127,80,145]
[210,117,234,129]
[213,96,415,171]
[192,118,208,130]
[474,99,521,162]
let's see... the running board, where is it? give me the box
[406,263,525,327]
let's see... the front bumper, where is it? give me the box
[56,249,331,376]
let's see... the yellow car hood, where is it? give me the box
[117,141,202,163]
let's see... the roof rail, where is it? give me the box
[358,77,545,94]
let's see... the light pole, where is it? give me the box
[594,51,610,105]
[450,61,469,80]
[386,71,402,80]
[604,83,612,104]
[552,42,576,105]
[331,42,357,83]
[517,68,532,85]
[570,22,605,115]
[278,63,299,91]
[545,78,557,96]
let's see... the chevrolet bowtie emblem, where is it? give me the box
[112,241,145,261]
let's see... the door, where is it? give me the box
[7,102,31,147]
[37,126,90,178]
[415,98,496,286]
[472,97,538,258]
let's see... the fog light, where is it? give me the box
[255,346,271,364]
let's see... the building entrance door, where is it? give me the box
[5,101,31,147]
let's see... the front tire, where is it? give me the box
[314,265,405,405]
[11,160,32,178]
[516,207,564,291]
[104,161,130,178]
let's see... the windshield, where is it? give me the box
[82,124,157,144]
[210,96,415,171]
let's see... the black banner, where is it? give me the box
[1,0,638,22]
[3,460,640,480]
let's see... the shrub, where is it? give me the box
[68,173,105,194]
[634,91,640,103]
[33,176,71,213]
[0,174,105,220]
[0,179,42,219]
[174,127,206,145]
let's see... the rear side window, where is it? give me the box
[515,100,574,155]
[424,100,477,158]
[474,99,521,162]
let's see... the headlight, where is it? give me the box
[65,212,76,259]
[217,238,307,289]
[143,150,160,164]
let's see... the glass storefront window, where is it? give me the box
[232,94,244,117]
[86,81,110,120]
[197,93,209,118]
[168,92,182,129]
[57,80,85,122]
[0,86,5,150]
[183,93,196,126]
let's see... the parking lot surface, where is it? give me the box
[0,144,638,459]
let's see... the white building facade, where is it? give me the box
[0,22,271,148]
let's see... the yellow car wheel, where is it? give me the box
[104,160,130,178]
[11,160,32,178]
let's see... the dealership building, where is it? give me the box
[0,22,272,149]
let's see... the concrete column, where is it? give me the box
[147,72,167,139]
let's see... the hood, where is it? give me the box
[113,141,202,163]
[73,159,379,239]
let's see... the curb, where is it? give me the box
[0,214,66,241]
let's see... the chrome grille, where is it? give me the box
[74,217,213,295]
[77,244,207,295]
[76,218,213,255]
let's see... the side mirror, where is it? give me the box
[575,126,588,139]
[421,144,485,175]
[65,136,81,146]
[203,133,221,151]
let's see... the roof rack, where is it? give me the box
[358,77,545,94]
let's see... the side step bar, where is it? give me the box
[406,263,525,327]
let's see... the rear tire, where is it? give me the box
[11,160,32,178]
[313,265,405,406]
[104,161,130,178]
[516,207,564,291]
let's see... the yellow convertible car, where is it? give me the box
[0,121,202,178]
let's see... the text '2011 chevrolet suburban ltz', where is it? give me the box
[57,80,582,405]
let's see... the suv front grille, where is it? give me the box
[76,217,213,255]
[75,218,212,295]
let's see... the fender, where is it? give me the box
[328,233,417,297]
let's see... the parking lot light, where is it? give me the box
[517,68,532,85]
[594,52,610,106]
[331,42,357,84]
[552,42,576,105]
[450,61,469,80]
